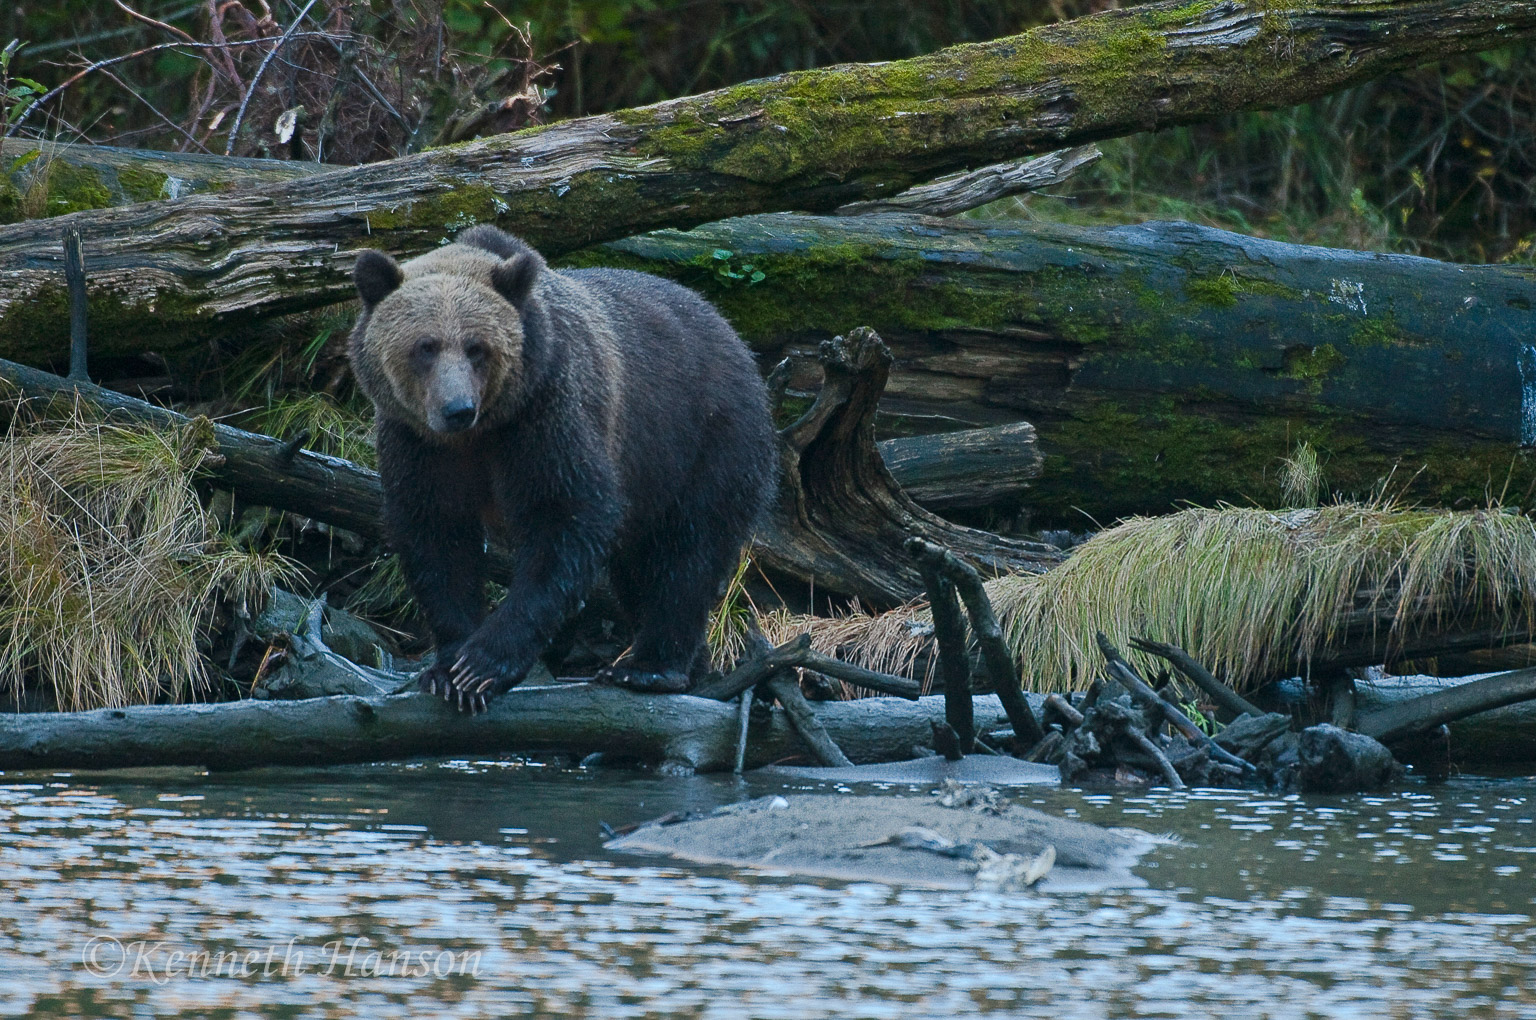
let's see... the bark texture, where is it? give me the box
[5,1,1536,352]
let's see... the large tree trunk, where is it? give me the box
[4,1,1536,358]
[588,213,1536,524]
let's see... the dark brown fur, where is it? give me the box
[349,226,776,711]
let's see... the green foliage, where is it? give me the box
[0,39,45,137]
[699,248,766,287]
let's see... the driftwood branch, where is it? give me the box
[1356,666,1536,744]
[0,688,1026,773]
[763,673,854,769]
[6,1,1536,347]
[913,556,974,756]
[1130,636,1263,721]
[906,537,1046,750]
[834,145,1100,217]
[1096,633,1256,775]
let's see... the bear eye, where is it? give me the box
[415,338,441,358]
[464,340,488,363]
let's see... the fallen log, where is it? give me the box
[1355,667,1536,746]
[876,422,1040,510]
[0,689,1028,773]
[1,339,1053,602]
[592,212,1536,522]
[0,138,320,219]
[5,1,1536,352]
[1354,671,1536,765]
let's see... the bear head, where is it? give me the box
[348,232,544,439]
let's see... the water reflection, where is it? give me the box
[1,761,1533,1018]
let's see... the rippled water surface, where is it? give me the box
[2,759,1534,1019]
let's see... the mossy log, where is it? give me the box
[0,689,1025,774]
[0,138,320,223]
[5,0,1536,356]
[588,213,1536,523]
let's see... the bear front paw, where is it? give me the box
[421,647,525,714]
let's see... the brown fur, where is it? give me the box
[348,226,776,711]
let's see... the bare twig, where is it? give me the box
[1130,636,1263,720]
[6,34,339,136]
[112,0,199,44]
[225,0,321,156]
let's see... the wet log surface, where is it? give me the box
[4,1,1536,354]
[0,690,1028,774]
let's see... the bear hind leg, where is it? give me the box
[599,515,748,695]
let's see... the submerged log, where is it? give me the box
[593,213,1536,523]
[5,1,1536,352]
[0,690,1029,773]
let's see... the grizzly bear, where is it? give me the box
[349,225,776,712]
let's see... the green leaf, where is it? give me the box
[711,248,733,261]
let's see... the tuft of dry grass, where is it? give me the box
[790,501,1536,695]
[0,402,294,710]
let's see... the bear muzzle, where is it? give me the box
[437,396,479,433]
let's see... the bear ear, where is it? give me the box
[490,251,543,308]
[354,250,404,309]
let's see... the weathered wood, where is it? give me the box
[875,422,1040,510]
[764,674,855,768]
[0,689,1025,773]
[1096,632,1256,775]
[907,537,1046,749]
[0,138,321,222]
[766,327,1062,604]
[6,1,1536,353]
[834,146,1101,218]
[916,558,974,756]
[1356,667,1536,745]
[1354,671,1536,764]
[599,212,1536,523]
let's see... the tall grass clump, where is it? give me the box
[806,501,1536,695]
[0,405,293,710]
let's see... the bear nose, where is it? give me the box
[440,398,477,432]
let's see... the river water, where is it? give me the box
[1,759,1533,1019]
